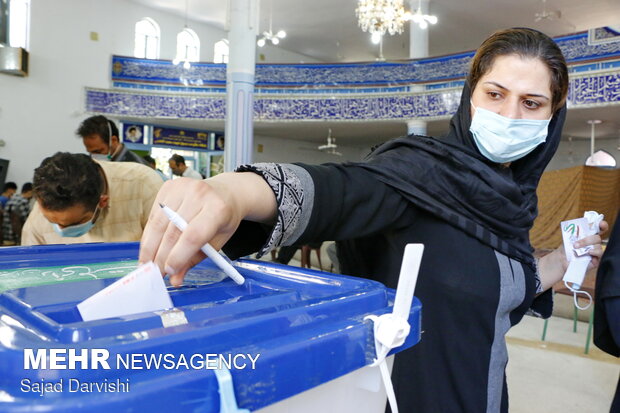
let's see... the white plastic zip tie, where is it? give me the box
[563,279,593,310]
[365,244,424,413]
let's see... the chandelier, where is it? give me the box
[356,0,409,36]
[257,29,286,47]
[355,0,437,36]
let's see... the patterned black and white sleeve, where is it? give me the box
[526,257,553,318]
[236,163,315,257]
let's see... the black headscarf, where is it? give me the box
[354,83,566,267]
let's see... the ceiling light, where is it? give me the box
[173,0,194,69]
[257,0,286,47]
[409,0,438,30]
[356,0,437,36]
[534,0,561,22]
[257,29,286,47]
[356,0,409,36]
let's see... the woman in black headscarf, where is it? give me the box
[140,28,606,412]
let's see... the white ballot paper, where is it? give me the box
[77,261,173,322]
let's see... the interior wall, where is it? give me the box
[253,135,369,164]
[256,44,322,64]
[254,133,620,170]
[547,137,619,171]
[0,0,616,186]
[0,0,320,186]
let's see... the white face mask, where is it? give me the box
[469,102,551,163]
[51,206,99,238]
[90,153,111,162]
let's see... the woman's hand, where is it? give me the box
[537,220,609,292]
[139,173,277,287]
[576,219,608,272]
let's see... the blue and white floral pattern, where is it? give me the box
[86,88,464,120]
[88,67,620,121]
[568,70,620,105]
[89,29,620,121]
[110,31,620,89]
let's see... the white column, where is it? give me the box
[408,0,430,136]
[409,0,429,59]
[224,0,259,172]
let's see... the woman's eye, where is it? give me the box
[523,99,540,109]
[487,91,501,99]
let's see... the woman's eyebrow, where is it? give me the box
[483,81,508,91]
[483,81,550,101]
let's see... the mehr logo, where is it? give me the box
[24,349,110,370]
[23,349,261,371]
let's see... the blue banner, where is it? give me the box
[152,127,209,149]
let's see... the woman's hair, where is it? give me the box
[468,28,568,113]
[33,152,103,211]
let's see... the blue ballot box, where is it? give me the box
[0,242,421,413]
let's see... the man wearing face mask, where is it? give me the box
[168,154,204,179]
[21,152,163,245]
[77,115,149,165]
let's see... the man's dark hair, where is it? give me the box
[143,155,157,169]
[33,153,103,211]
[2,182,17,192]
[76,115,119,144]
[21,182,33,193]
[169,154,186,165]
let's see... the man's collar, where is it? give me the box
[111,143,125,161]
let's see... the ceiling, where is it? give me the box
[128,0,620,146]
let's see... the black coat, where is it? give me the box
[594,212,620,413]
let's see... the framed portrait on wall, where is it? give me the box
[122,124,146,144]
[215,135,225,151]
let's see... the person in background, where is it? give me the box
[594,212,620,412]
[22,152,162,245]
[143,155,168,181]
[0,182,17,209]
[76,115,149,165]
[2,182,33,245]
[168,154,203,179]
[139,28,607,412]
[143,155,157,170]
